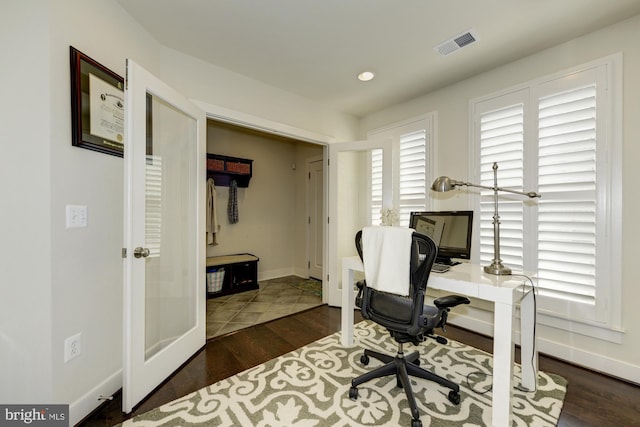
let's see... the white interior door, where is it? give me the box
[308,158,324,280]
[122,59,206,413]
[326,139,393,307]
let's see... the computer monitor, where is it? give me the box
[409,210,474,265]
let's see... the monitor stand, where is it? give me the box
[436,257,461,266]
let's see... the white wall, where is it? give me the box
[336,151,369,260]
[0,1,53,403]
[46,1,160,420]
[360,14,640,383]
[159,48,359,143]
[0,0,357,424]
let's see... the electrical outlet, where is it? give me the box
[64,333,82,363]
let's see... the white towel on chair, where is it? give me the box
[362,226,413,296]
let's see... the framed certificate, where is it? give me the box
[70,46,124,157]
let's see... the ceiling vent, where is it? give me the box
[434,29,478,56]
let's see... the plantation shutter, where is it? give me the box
[370,148,383,225]
[369,117,431,227]
[145,156,162,257]
[479,104,525,269]
[536,85,597,304]
[398,130,427,226]
[473,57,620,328]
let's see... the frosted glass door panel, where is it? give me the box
[144,95,198,360]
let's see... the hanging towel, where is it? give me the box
[228,179,239,224]
[206,178,219,245]
[362,226,413,296]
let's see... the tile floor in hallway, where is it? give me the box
[206,275,323,339]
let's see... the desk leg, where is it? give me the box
[519,290,538,391]
[341,266,355,347]
[492,301,515,427]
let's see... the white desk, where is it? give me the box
[341,257,538,427]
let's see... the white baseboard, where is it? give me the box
[447,311,640,385]
[446,311,494,337]
[258,267,296,281]
[537,338,640,385]
[293,266,310,278]
[70,369,121,426]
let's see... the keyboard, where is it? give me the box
[431,263,450,273]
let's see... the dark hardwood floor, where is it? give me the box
[80,305,640,426]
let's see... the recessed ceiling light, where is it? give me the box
[357,71,375,82]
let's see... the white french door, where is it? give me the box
[326,139,393,307]
[122,59,206,413]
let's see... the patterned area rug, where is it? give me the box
[120,321,567,426]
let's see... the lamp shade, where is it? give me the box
[431,176,457,192]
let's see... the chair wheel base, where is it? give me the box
[360,354,370,365]
[448,390,461,405]
[349,386,358,400]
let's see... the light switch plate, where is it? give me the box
[66,205,87,228]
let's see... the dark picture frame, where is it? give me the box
[70,46,124,157]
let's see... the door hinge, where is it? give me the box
[122,248,127,258]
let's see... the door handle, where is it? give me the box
[133,247,150,258]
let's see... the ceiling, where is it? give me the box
[117,0,640,118]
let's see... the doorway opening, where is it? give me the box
[205,120,325,337]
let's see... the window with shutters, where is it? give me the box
[478,103,526,269]
[368,115,434,226]
[370,148,383,225]
[470,55,622,331]
[398,130,428,225]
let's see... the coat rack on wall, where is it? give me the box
[206,154,253,187]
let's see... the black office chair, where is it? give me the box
[349,229,470,427]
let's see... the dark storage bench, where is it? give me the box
[206,254,259,298]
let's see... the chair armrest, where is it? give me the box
[433,295,470,309]
[355,280,366,308]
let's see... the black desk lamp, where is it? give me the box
[431,162,541,275]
